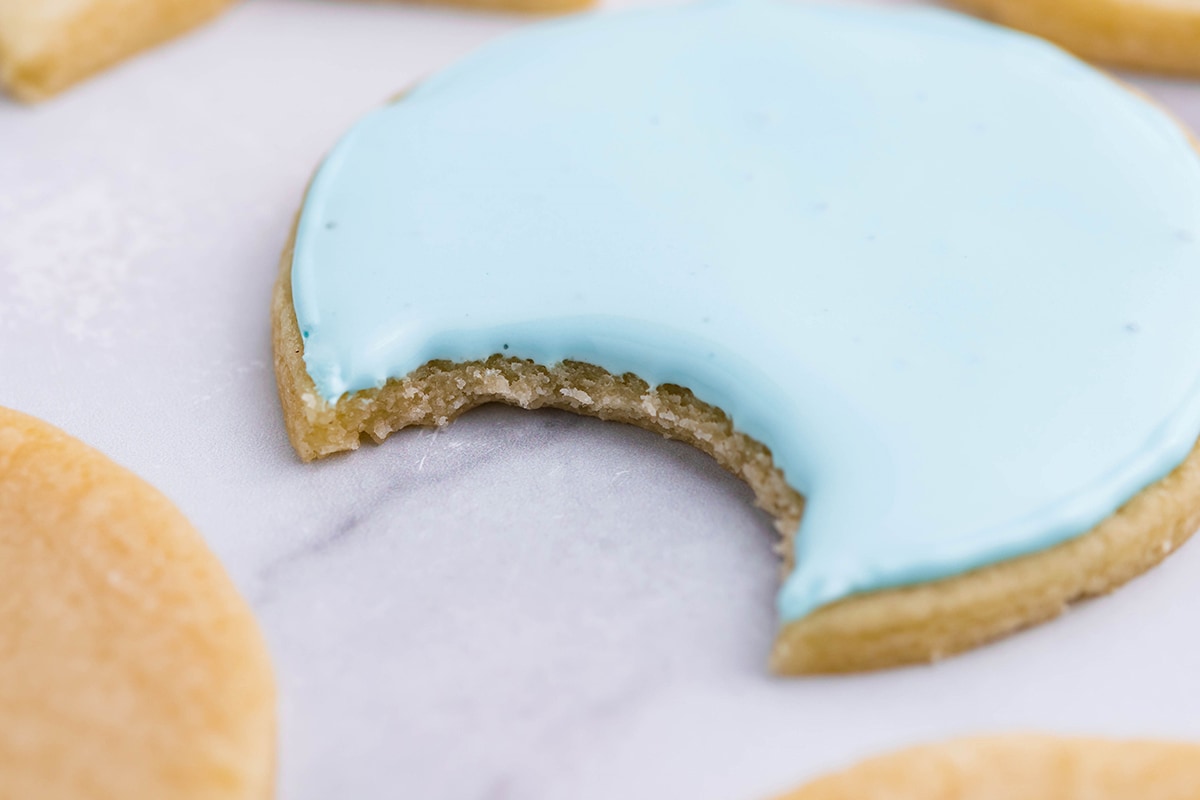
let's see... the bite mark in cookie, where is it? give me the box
[274,0,1200,673]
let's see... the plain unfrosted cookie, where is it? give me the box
[0,0,236,101]
[0,406,275,799]
[946,0,1200,76]
[274,1,1200,674]
[773,736,1200,799]
[0,0,593,102]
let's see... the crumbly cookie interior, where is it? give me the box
[274,214,1200,674]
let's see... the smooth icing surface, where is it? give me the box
[292,0,1200,622]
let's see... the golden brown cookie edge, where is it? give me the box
[0,406,276,798]
[947,0,1200,77]
[771,736,1200,799]
[0,0,596,103]
[0,0,237,102]
[272,71,1200,673]
[273,212,1200,674]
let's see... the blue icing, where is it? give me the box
[292,0,1200,622]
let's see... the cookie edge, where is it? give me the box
[772,735,1200,798]
[272,211,1200,674]
[271,64,1200,673]
[0,0,599,103]
[0,0,236,102]
[0,405,277,797]
[947,0,1200,77]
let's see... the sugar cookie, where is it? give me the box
[947,0,1200,77]
[274,0,1200,673]
[0,406,275,799]
[774,736,1200,799]
[0,0,594,102]
[0,0,236,101]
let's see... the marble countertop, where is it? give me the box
[3,1,1200,797]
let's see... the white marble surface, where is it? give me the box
[3,1,1200,797]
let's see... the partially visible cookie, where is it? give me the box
[775,737,1200,800]
[274,1,1200,674]
[946,0,1200,76]
[0,0,596,103]
[0,406,275,799]
[0,0,236,101]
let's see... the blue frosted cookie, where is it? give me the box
[273,0,1200,673]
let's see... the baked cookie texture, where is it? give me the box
[0,407,275,799]
[0,0,236,101]
[774,736,1200,799]
[0,0,593,102]
[273,224,1200,675]
[947,0,1200,76]
[273,0,1200,673]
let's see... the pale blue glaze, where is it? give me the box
[292,0,1200,622]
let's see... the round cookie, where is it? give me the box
[0,406,275,799]
[774,737,1200,799]
[946,0,1200,76]
[274,0,1200,673]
